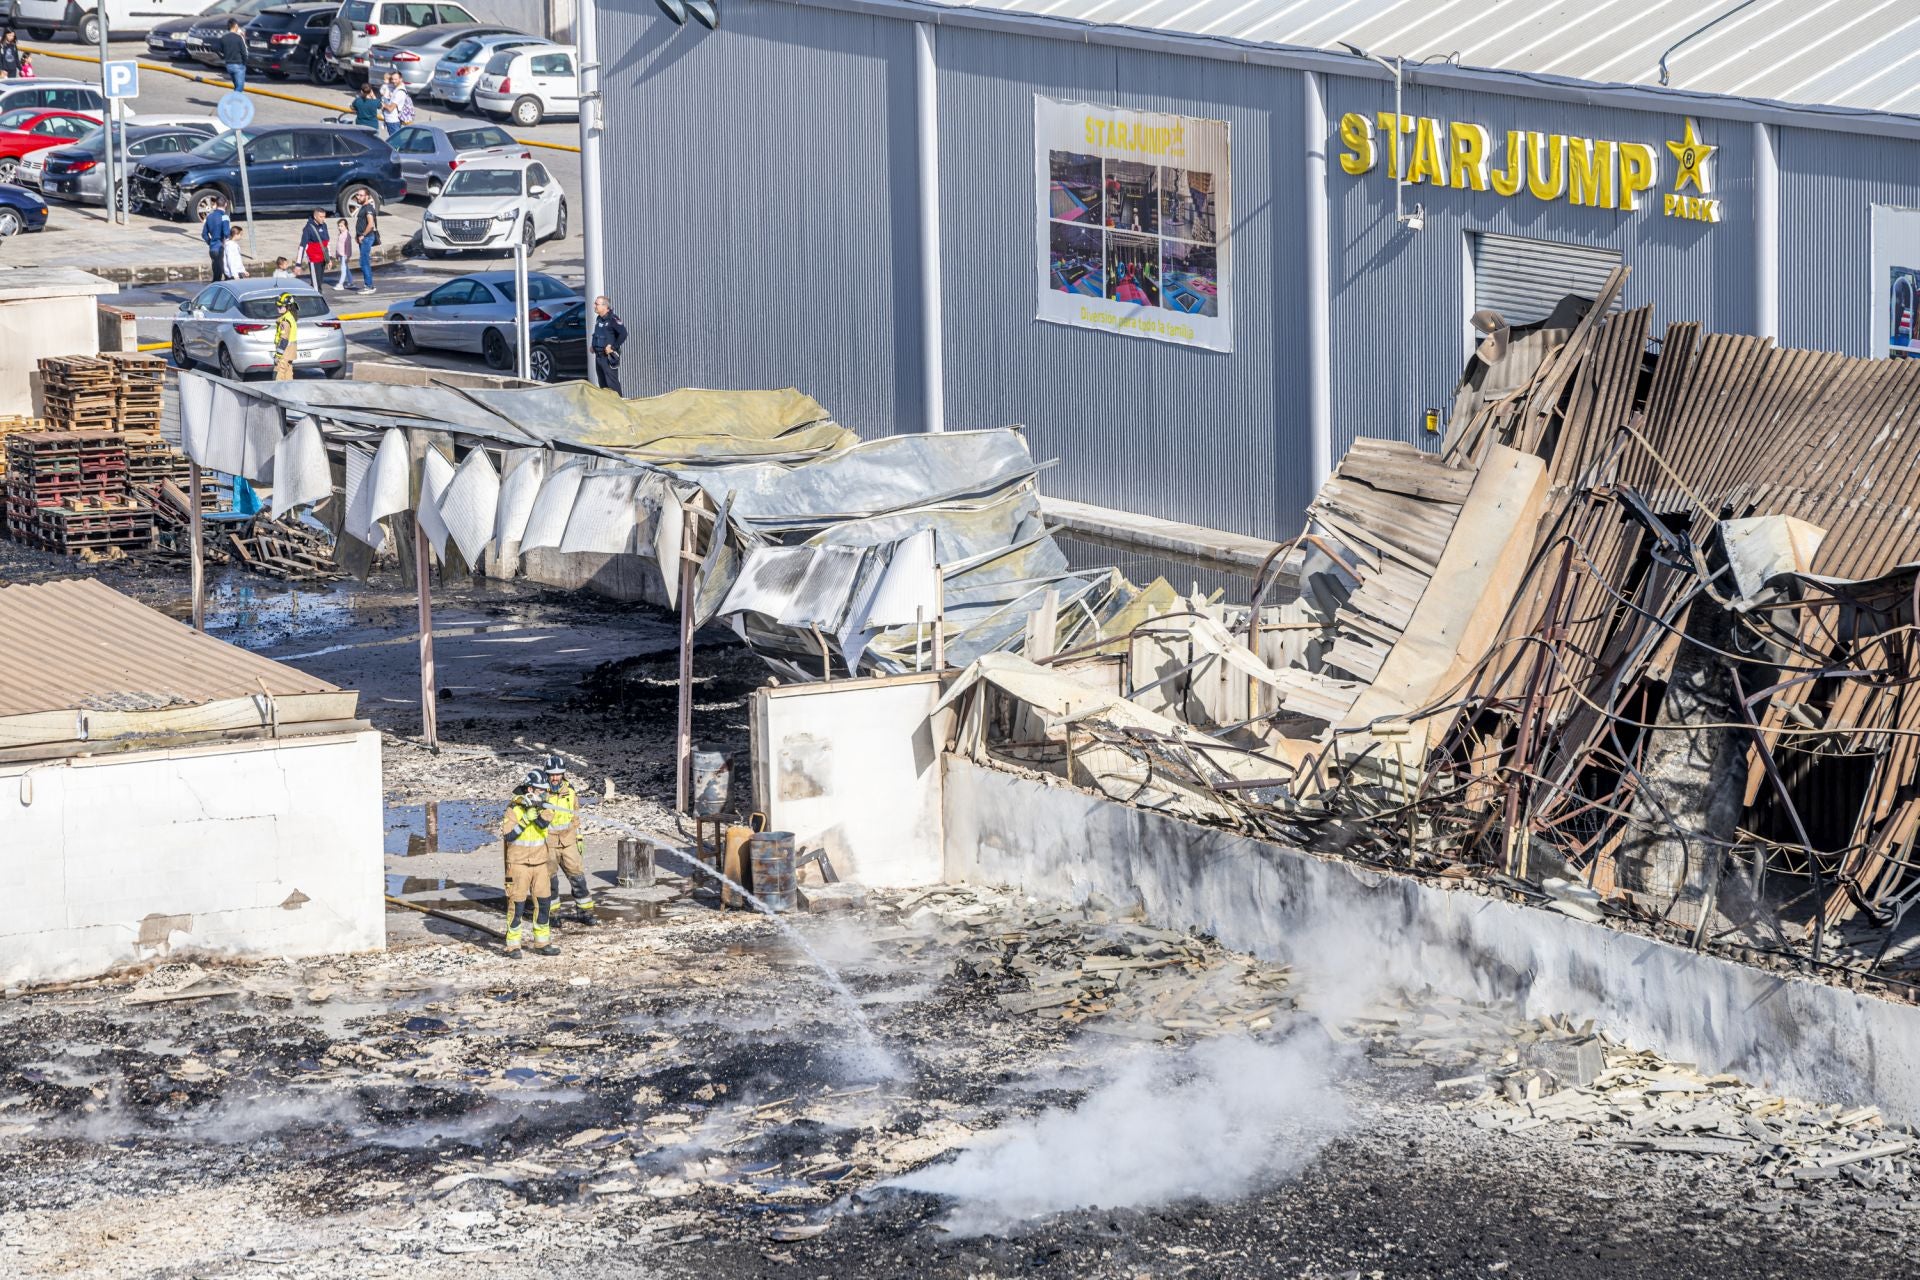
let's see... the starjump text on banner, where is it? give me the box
[1034,96,1232,352]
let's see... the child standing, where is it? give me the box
[329,217,353,290]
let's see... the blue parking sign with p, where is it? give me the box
[103,61,139,99]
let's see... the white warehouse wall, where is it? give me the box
[0,731,385,987]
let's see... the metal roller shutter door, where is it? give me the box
[1471,232,1623,326]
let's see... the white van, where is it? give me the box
[11,0,223,45]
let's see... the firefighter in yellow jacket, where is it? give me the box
[543,754,595,923]
[272,292,298,381]
[498,770,560,957]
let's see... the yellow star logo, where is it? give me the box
[1666,118,1715,194]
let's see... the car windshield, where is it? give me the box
[442,168,520,197]
[237,294,332,319]
[189,133,240,163]
[447,126,511,150]
[342,0,373,19]
[483,50,514,74]
[495,276,574,304]
[445,38,481,60]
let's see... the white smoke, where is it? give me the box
[893,1029,1347,1234]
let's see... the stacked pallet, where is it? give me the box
[3,431,152,555]
[124,431,191,488]
[0,416,51,475]
[106,353,166,431]
[227,515,336,581]
[37,357,120,431]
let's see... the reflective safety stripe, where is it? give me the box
[547,783,576,830]
[274,311,296,354]
[575,898,595,910]
[504,925,522,946]
[531,923,552,945]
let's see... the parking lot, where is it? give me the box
[1,32,587,381]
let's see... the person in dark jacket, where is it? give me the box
[591,296,627,396]
[297,208,329,291]
[219,21,247,92]
[0,32,23,80]
[352,190,379,292]
[202,196,233,282]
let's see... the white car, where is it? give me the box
[129,112,232,134]
[471,44,577,127]
[419,157,566,256]
[12,0,218,44]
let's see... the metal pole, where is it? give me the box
[188,461,205,631]
[415,520,438,751]
[675,503,696,813]
[575,0,605,383]
[116,99,130,225]
[1752,120,1779,342]
[913,22,944,434]
[235,130,257,260]
[95,20,113,223]
[1303,70,1331,490]
[513,238,532,381]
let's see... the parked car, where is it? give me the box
[129,124,404,221]
[426,31,550,107]
[0,183,50,237]
[526,299,587,382]
[384,121,525,199]
[244,2,344,82]
[185,0,281,66]
[149,0,258,57]
[13,0,218,44]
[42,123,217,207]
[367,22,517,91]
[419,157,564,257]
[11,143,58,190]
[472,44,578,126]
[171,281,346,379]
[0,82,106,121]
[328,0,478,83]
[0,110,100,183]
[384,269,580,370]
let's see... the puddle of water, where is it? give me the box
[385,800,499,856]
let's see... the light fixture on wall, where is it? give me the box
[1337,40,1457,234]
[656,0,718,26]
[655,0,686,19]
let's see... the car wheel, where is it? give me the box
[189,187,225,222]
[519,216,536,254]
[552,199,567,242]
[0,159,17,184]
[510,95,543,127]
[388,321,415,353]
[312,55,341,87]
[171,327,192,370]
[323,364,347,379]
[0,209,23,238]
[529,345,555,383]
[482,328,510,371]
[77,12,104,46]
[218,344,241,381]
[426,177,443,198]
[25,27,55,40]
[337,183,376,218]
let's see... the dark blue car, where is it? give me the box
[129,124,406,222]
[0,183,49,238]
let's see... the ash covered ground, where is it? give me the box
[2,549,1916,1279]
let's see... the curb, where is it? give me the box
[77,238,415,285]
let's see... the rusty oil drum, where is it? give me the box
[747,831,798,912]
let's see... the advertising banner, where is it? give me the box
[1871,205,1920,359]
[1034,96,1232,352]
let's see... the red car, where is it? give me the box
[0,109,99,184]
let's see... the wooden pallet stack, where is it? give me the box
[37,357,121,431]
[3,431,152,555]
[106,352,166,431]
[0,415,51,475]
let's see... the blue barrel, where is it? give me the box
[692,751,731,816]
[748,831,797,912]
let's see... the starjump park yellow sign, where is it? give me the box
[1335,112,1722,224]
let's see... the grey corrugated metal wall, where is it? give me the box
[484,0,551,39]
[1324,77,1758,462]
[933,27,1307,541]
[597,0,924,436]
[1776,127,1920,356]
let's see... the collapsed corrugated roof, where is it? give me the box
[0,577,335,717]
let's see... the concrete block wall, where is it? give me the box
[0,731,386,987]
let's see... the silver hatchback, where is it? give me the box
[366,21,518,90]
[170,282,348,380]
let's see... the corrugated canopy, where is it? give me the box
[919,0,1920,116]
[0,578,336,717]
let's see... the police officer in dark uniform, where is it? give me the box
[591,295,628,396]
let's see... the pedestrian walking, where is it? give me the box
[498,772,560,958]
[591,295,627,395]
[350,81,380,131]
[218,20,248,93]
[298,208,329,291]
[272,291,297,381]
[352,189,379,292]
[0,32,22,80]
[377,72,413,138]
[330,216,353,290]
[541,756,595,923]
[201,196,232,281]
[224,223,248,279]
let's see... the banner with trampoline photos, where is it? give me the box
[1871,205,1920,360]
[1034,95,1232,352]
